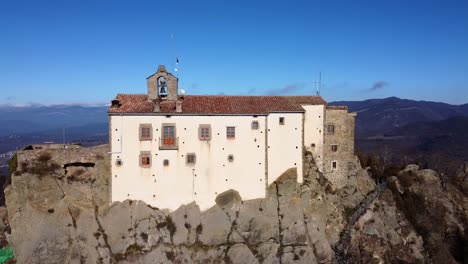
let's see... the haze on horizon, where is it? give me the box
[1,0,467,106]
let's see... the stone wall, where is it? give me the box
[147,65,178,102]
[323,107,356,187]
[17,145,107,168]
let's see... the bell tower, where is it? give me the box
[147,65,179,101]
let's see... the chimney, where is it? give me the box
[111,99,121,108]
[176,100,183,113]
[153,100,160,112]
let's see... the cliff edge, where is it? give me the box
[3,145,466,263]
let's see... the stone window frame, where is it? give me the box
[199,124,211,141]
[327,124,335,135]
[186,153,196,165]
[139,151,152,168]
[139,124,152,141]
[331,144,338,152]
[251,121,259,130]
[279,117,285,125]
[226,126,236,139]
[331,160,338,170]
[161,123,176,144]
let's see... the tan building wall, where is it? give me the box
[266,113,304,185]
[322,107,356,187]
[110,113,305,211]
[302,105,326,172]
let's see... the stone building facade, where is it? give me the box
[108,65,356,211]
[323,106,357,187]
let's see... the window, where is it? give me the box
[115,159,123,166]
[332,161,337,170]
[228,154,234,162]
[186,153,196,165]
[331,144,338,152]
[140,124,152,141]
[162,125,176,145]
[199,125,211,141]
[140,152,151,167]
[327,124,335,135]
[227,127,235,139]
[251,121,259,130]
[279,117,285,125]
[163,159,169,166]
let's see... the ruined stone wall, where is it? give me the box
[323,107,356,187]
[17,145,107,168]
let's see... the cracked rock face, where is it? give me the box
[388,165,468,264]
[5,145,421,264]
[349,190,425,263]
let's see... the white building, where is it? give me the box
[109,65,355,211]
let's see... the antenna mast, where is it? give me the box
[313,72,322,96]
[318,72,321,96]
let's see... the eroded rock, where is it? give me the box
[6,145,453,264]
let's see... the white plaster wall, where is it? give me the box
[111,115,267,211]
[266,113,303,185]
[302,105,325,172]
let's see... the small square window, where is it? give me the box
[332,161,337,170]
[163,159,169,166]
[186,153,196,165]
[116,159,123,166]
[279,117,285,125]
[227,127,235,139]
[327,124,335,135]
[140,153,151,167]
[251,121,259,130]
[140,124,152,141]
[228,154,234,162]
[331,145,338,152]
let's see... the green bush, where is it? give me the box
[0,246,13,264]
[8,154,17,175]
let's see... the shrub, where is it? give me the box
[37,152,52,163]
[18,152,61,178]
[8,153,18,175]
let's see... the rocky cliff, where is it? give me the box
[2,145,467,263]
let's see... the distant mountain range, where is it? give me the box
[0,105,108,137]
[0,97,467,175]
[330,97,468,137]
[330,97,468,174]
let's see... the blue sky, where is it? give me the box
[1,0,467,105]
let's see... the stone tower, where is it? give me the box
[147,65,179,102]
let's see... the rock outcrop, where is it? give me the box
[387,165,468,264]
[454,162,468,195]
[3,145,466,263]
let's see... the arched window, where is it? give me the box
[158,76,168,97]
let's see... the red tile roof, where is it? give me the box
[109,94,327,115]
